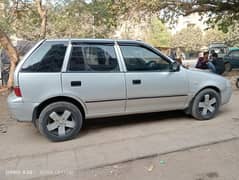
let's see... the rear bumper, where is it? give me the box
[7,93,39,122]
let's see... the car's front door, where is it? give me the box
[119,44,189,113]
[62,42,126,118]
[228,50,239,68]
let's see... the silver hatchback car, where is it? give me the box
[8,39,232,141]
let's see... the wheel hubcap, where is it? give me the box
[198,94,217,116]
[47,110,76,136]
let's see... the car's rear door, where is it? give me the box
[118,42,189,113]
[61,41,126,118]
[19,40,67,103]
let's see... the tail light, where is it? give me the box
[14,86,22,97]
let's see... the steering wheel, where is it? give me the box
[146,61,157,68]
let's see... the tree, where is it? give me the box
[86,0,119,38]
[203,28,226,46]
[145,17,171,47]
[0,0,48,89]
[47,0,93,38]
[0,0,20,89]
[114,1,239,32]
[224,24,239,47]
[171,25,203,51]
[0,29,19,89]
[173,0,239,32]
[36,0,47,39]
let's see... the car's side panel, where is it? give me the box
[116,43,190,112]
[62,73,126,116]
[61,43,126,117]
[224,50,239,68]
[19,73,62,103]
[230,56,239,68]
[125,70,189,112]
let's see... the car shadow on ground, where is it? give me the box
[80,110,192,135]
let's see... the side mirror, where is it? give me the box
[170,61,180,72]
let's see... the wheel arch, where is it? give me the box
[32,96,86,125]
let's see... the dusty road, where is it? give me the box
[0,87,239,179]
[76,138,239,180]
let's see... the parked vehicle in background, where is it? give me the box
[208,43,229,58]
[223,49,239,71]
[8,39,232,141]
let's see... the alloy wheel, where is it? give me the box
[198,94,217,116]
[46,110,76,136]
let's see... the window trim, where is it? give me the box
[20,41,68,73]
[229,50,239,57]
[65,43,122,73]
[118,43,172,73]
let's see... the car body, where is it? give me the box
[8,39,232,141]
[223,49,239,70]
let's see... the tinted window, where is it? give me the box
[120,45,169,71]
[21,41,67,72]
[68,45,119,72]
[229,50,239,57]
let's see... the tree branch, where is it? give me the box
[36,0,47,38]
[0,29,19,88]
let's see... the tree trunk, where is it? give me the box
[36,0,47,39]
[0,29,19,89]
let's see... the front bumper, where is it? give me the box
[7,93,39,122]
[221,81,232,105]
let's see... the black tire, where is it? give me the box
[224,62,232,72]
[38,102,83,142]
[191,89,220,120]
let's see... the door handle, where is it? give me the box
[71,81,81,87]
[132,79,141,85]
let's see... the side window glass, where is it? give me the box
[21,42,67,72]
[230,51,239,57]
[120,45,169,71]
[68,45,119,72]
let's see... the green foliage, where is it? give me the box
[121,1,239,33]
[85,0,119,38]
[224,24,239,47]
[203,29,226,46]
[47,0,92,38]
[171,25,203,51]
[145,17,171,47]
[14,7,42,40]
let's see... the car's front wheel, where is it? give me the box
[38,102,83,141]
[191,89,220,120]
[224,62,232,72]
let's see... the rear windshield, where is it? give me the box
[21,41,67,72]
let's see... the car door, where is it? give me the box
[62,42,126,118]
[118,43,189,113]
[229,50,239,68]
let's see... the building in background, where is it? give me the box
[170,13,208,34]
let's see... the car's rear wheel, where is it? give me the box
[191,89,220,120]
[224,62,232,72]
[38,102,83,142]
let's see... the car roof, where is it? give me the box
[45,38,143,44]
[209,43,228,48]
[229,47,239,51]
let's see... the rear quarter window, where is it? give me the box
[21,41,67,72]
